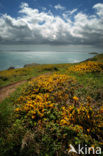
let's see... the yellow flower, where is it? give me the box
[60,119,67,125]
[32,115,35,119]
[15,108,20,112]
[73,96,79,101]
[87,128,90,132]
[99,106,103,113]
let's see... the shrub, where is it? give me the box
[68,61,103,73]
[13,74,103,155]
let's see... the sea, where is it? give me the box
[0,44,102,71]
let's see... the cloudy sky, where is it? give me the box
[0,0,103,50]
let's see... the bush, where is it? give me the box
[12,74,103,155]
[68,61,103,73]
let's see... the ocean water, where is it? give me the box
[0,45,102,71]
[0,51,98,71]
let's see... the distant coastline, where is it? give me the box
[89,52,98,54]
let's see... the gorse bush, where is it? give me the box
[60,104,103,140]
[15,74,76,124]
[68,61,103,73]
[13,74,103,155]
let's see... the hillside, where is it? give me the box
[0,54,103,156]
[87,54,103,62]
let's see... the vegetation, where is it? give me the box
[0,54,103,156]
[0,64,62,87]
[88,54,103,62]
[68,61,103,73]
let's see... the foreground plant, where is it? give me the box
[15,74,76,124]
[13,74,103,155]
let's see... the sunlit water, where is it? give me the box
[0,51,98,71]
[0,44,102,71]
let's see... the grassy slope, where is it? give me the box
[0,54,103,155]
[88,53,103,62]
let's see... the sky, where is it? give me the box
[0,0,103,51]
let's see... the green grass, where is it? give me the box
[0,83,27,156]
[0,83,27,129]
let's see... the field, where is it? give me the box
[0,54,103,156]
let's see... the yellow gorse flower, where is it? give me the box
[99,106,103,113]
[68,61,103,73]
[15,74,75,121]
[73,96,79,101]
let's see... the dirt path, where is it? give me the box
[0,73,51,103]
[0,80,26,103]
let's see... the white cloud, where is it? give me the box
[20,2,29,8]
[63,9,78,22]
[93,3,103,17]
[0,2,103,47]
[54,4,65,10]
[64,9,78,16]
[70,8,78,14]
